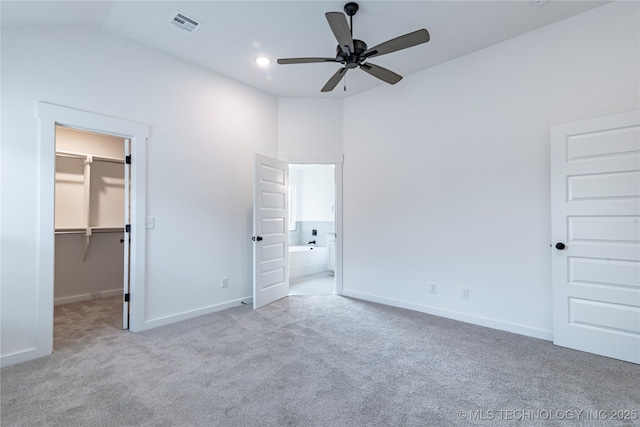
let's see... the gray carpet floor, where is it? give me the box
[1,292,639,426]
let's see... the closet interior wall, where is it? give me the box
[55,126,126,305]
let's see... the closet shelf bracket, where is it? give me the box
[82,227,92,262]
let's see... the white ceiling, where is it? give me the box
[1,0,609,98]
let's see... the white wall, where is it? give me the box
[290,165,335,222]
[342,2,639,339]
[1,27,278,363]
[278,98,343,154]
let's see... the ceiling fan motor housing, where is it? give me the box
[336,39,367,67]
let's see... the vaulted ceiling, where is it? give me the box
[2,1,609,98]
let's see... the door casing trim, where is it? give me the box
[279,152,344,295]
[37,102,148,360]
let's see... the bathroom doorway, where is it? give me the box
[288,163,336,296]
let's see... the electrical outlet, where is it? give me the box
[429,282,437,293]
[462,288,469,299]
[221,277,228,288]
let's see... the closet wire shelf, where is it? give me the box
[55,150,124,164]
[55,150,126,261]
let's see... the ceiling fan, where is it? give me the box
[277,2,430,92]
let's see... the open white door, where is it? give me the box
[551,111,640,364]
[253,154,290,309]
[122,139,131,329]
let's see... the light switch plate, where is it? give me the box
[145,216,155,229]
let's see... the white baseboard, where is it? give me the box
[143,296,253,330]
[0,347,48,368]
[54,288,122,306]
[342,289,553,341]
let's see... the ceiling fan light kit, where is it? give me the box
[277,2,430,93]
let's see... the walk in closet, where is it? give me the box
[55,126,128,308]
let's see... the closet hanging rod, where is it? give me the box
[55,227,124,235]
[55,150,124,164]
[91,226,125,232]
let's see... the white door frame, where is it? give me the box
[38,103,148,357]
[123,138,132,329]
[279,152,344,295]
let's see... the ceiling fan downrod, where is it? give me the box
[344,2,359,37]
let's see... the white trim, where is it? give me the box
[342,289,554,341]
[550,110,640,137]
[144,297,252,329]
[278,152,344,295]
[1,348,40,368]
[30,102,149,365]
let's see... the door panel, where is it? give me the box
[568,171,639,200]
[569,299,639,333]
[551,110,640,364]
[568,216,639,243]
[261,217,286,236]
[253,154,289,309]
[566,126,640,159]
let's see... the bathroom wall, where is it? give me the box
[291,221,335,247]
[289,164,335,246]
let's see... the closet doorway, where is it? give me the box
[35,102,147,363]
[54,126,131,331]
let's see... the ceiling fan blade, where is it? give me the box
[325,12,354,55]
[277,58,337,65]
[321,68,348,92]
[359,62,402,85]
[362,29,430,59]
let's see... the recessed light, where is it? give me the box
[256,57,271,67]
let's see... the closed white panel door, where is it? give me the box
[551,111,640,364]
[253,154,289,309]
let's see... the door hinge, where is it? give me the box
[125,224,131,233]
[124,293,130,302]
[125,155,132,164]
